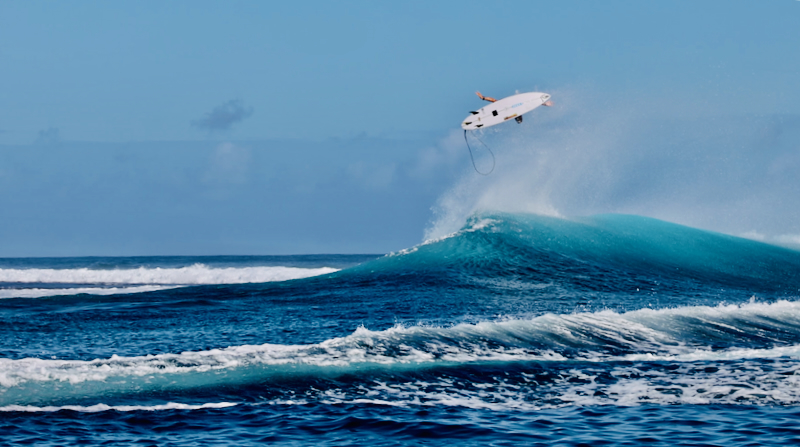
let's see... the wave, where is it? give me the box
[2,300,799,388]
[272,355,800,410]
[359,213,800,295]
[0,285,178,299]
[0,264,338,286]
[3,299,800,409]
[0,402,237,413]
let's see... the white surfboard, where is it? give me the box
[461,92,551,130]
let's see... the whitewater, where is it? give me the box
[2,213,800,445]
[0,263,338,299]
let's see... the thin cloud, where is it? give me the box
[192,100,254,131]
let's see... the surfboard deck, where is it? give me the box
[461,92,551,130]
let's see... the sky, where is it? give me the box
[1,1,799,256]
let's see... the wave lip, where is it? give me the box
[0,264,338,285]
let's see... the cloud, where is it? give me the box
[192,100,254,131]
[36,127,61,145]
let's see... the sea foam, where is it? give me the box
[2,300,799,389]
[0,264,338,285]
[0,402,237,413]
[0,285,177,299]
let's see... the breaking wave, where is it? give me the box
[0,264,338,298]
[0,285,178,299]
[3,299,800,408]
[0,402,237,413]
[0,264,338,285]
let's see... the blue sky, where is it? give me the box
[1,1,799,255]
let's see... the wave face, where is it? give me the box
[376,213,800,292]
[2,214,800,445]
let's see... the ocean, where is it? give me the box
[2,212,800,446]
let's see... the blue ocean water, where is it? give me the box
[2,213,800,446]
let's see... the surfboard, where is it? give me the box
[461,92,551,131]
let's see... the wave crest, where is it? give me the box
[2,299,799,389]
[0,264,337,285]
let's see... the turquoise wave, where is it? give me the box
[352,213,800,293]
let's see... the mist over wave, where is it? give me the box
[426,88,800,242]
[401,212,800,301]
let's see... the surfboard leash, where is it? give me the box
[464,130,495,175]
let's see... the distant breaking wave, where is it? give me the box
[0,264,338,299]
[0,264,338,285]
[0,285,178,299]
[0,402,237,413]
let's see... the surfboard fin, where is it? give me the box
[515,116,523,123]
[469,111,479,115]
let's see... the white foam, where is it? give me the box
[0,285,177,299]
[619,344,800,362]
[555,359,800,407]
[390,218,499,256]
[736,231,800,249]
[0,327,558,388]
[2,300,799,389]
[738,230,767,242]
[273,356,800,410]
[775,234,800,247]
[0,402,237,413]
[0,264,338,285]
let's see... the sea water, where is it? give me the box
[1,213,800,446]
